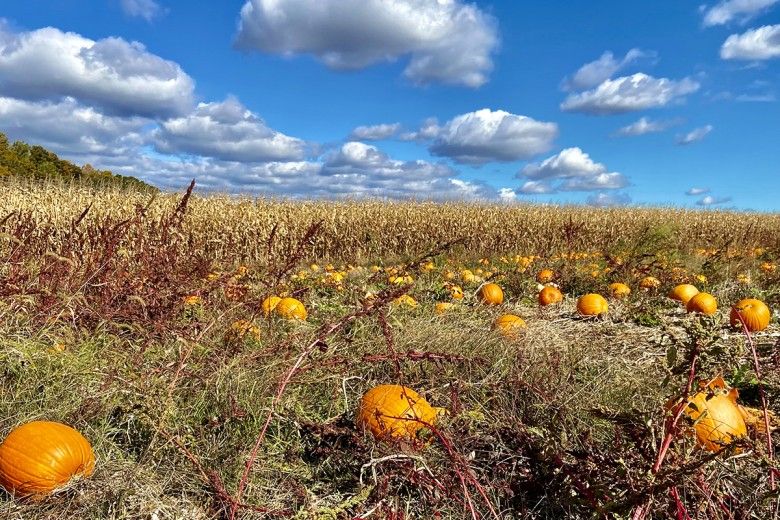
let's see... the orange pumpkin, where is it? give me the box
[478,283,504,305]
[449,285,464,300]
[275,297,308,320]
[434,302,453,314]
[639,276,661,290]
[0,421,95,497]
[261,295,282,316]
[730,298,771,332]
[356,385,443,440]
[393,294,418,308]
[684,377,747,452]
[577,294,608,316]
[538,286,563,306]
[669,284,699,305]
[492,314,526,339]
[686,292,718,316]
[608,282,631,299]
[536,269,554,283]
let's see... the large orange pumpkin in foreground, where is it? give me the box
[538,286,563,306]
[478,283,504,305]
[577,294,609,316]
[730,298,771,332]
[493,314,527,339]
[684,377,747,452]
[608,282,631,299]
[0,421,95,497]
[275,297,308,320]
[356,385,443,440]
[686,292,718,316]
[669,284,699,305]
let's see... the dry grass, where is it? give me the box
[0,179,779,519]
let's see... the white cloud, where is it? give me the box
[519,180,555,194]
[697,195,733,206]
[686,187,711,195]
[120,0,165,22]
[721,24,780,60]
[702,0,779,27]
[234,0,499,88]
[399,118,441,142]
[560,73,700,114]
[497,188,518,202]
[348,123,401,141]
[153,97,307,162]
[587,192,632,207]
[676,125,713,145]
[614,116,681,136]
[0,25,194,117]
[425,109,558,165]
[102,141,501,200]
[563,49,654,91]
[518,147,628,193]
[0,96,147,156]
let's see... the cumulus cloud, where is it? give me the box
[686,187,711,196]
[587,192,632,207]
[234,0,499,87]
[614,116,681,136]
[102,141,501,200]
[702,0,779,27]
[348,123,401,141]
[153,97,307,162]
[120,0,165,22]
[399,118,441,142]
[697,195,733,206]
[676,125,713,145]
[721,24,780,60]
[423,109,558,165]
[563,49,654,91]
[0,96,147,156]
[497,188,517,202]
[518,147,628,193]
[560,73,700,115]
[0,25,194,117]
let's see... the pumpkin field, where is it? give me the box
[1,179,780,519]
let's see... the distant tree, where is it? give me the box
[0,131,157,192]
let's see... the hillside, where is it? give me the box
[0,132,156,191]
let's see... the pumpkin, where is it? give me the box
[536,269,554,283]
[492,314,526,339]
[393,294,418,308]
[477,283,504,305]
[639,276,661,290]
[684,377,747,452]
[577,293,608,316]
[356,385,443,440]
[608,282,631,299]
[275,297,307,320]
[686,292,717,316]
[730,298,771,332]
[449,285,464,300]
[434,302,453,314]
[0,421,95,497]
[669,284,699,305]
[261,295,282,316]
[538,286,563,306]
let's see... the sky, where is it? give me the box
[0,0,778,210]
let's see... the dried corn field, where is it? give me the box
[2,179,779,263]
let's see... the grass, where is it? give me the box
[1,179,779,518]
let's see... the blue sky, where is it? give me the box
[0,1,778,209]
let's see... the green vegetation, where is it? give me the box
[0,132,156,191]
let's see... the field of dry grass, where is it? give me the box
[1,179,779,519]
